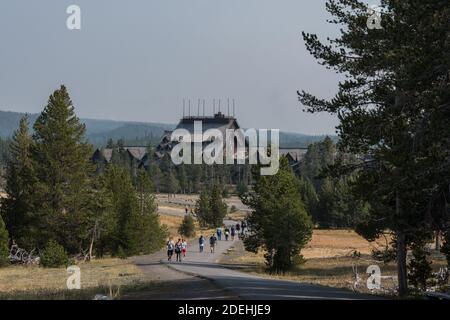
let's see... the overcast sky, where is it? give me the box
[0,0,346,135]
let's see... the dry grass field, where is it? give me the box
[0,211,189,299]
[224,230,447,296]
[226,210,247,222]
[0,210,202,299]
[158,212,212,239]
[157,202,218,240]
[303,229,390,259]
[0,257,154,299]
[159,214,184,238]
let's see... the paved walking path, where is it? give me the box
[132,217,379,300]
[131,246,236,300]
[162,235,376,300]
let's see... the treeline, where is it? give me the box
[296,136,367,229]
[89,128,164,149]
[100,139,253,196]
[0,86,166,266]
[103,133,360,229]
[0,138,8,168]
[0,138,8,189]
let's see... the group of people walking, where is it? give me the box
[166,238,188,262]
[198,234,217,253]
[166,221,247,262]
[216,223,243,241]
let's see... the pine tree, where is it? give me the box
[188,164,203,193]
[442,229,450,268]
[0,115,37,248]
[297,176,318,223]
[32,85,93,253]
[316,178,336,228]
[147,148,162,192]
[100,166,165,256]
[408,238,433,292]
[99,166,139,256]
[241,158,313,273]
[179,215,196,238]
[299,138,336,190]
[298,0,450,295]
[177,165,188,194]
[136,169,155,215]
[195,189,211,228]
[0,216,9,267]
[106,138,115,148]
[111,141,130,171]
[135,169,165,253]
[237,181,248,198]
[165,170,180,196]
[0,137,9,168]
[209,184,228,228]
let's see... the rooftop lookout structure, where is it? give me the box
[154,111,244,162]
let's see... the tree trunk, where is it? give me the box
[88,237,94,261]
[396,194,408,296]
[88,221,98,261]
[435,231,441,252]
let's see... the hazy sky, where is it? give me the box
[0,0,344,135]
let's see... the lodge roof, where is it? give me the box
[158,112,241,146]
[94,146,148,163]
[279,148,308,162]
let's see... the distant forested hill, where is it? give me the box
[86,121,175,146]
[0,110,174,147]
[0,110,335,147]
[279,131,337,148]
[0,111,39,137]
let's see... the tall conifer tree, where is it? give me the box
[299,0,450,295]
[0,116,37,248]
[32,85,93,252]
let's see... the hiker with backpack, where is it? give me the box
[224,227,230,241]
[175,239,183,262]
[167,238,175,262]
[217,226,222,241]
[209,234,217,253]
[181,239,188,257]
[199,235,205,253]
[241,221,247,235]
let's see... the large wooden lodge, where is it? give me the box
[92,112,307,171]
